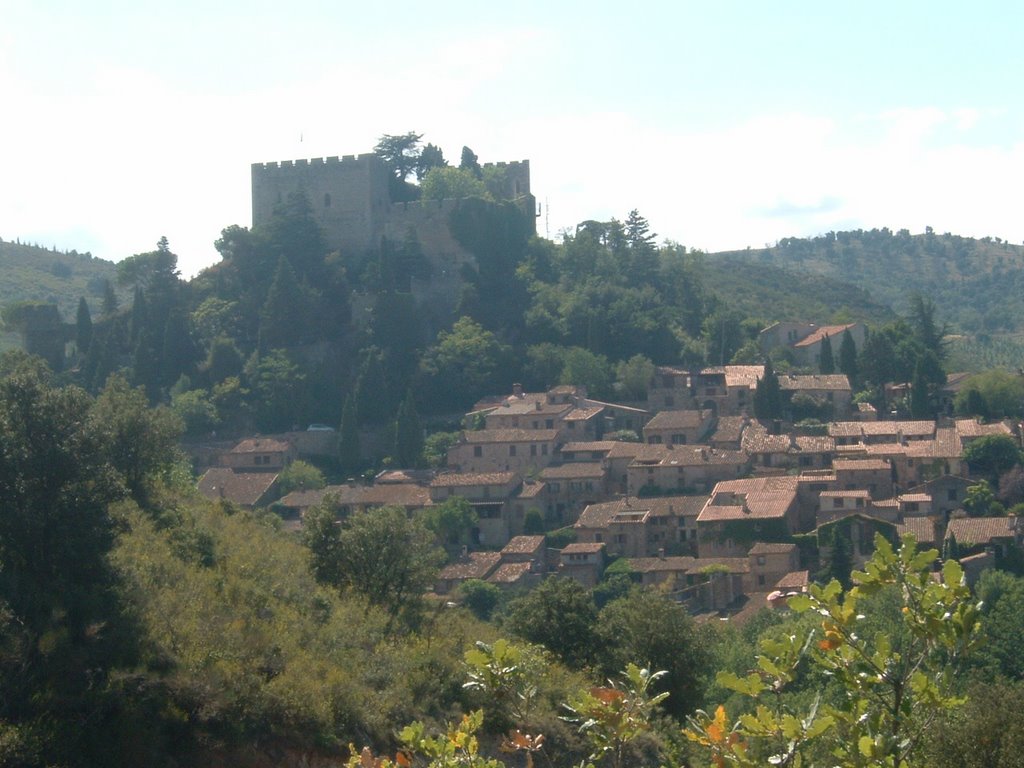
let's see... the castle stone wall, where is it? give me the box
[251,154,391,257]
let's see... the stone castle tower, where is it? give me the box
[250,153,534,325]
[250,153,534,258]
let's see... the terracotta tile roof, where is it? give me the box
[819,489,871,498]
[644,409,714,430]
[461,429,560,443]
[946,517,1019,546]
[627,556,697,573]
[778,374,851,391]
[375,469,435,485]
[488,561,533,584]
[560,441,618,454]
[562,542,606,554]
[691,557,751,573]
[629,445,748,468]
[231,437,292,454]
[437,552,502,581]
[749,542,797,555]
[833,458,891,471]
[278,487,333,509]
[897,517,938,546]
[724,365,765,388]
[900,493,931,503]
[794,435,836,452]
[576,500,623,528]
[540,462,606,480]
[710,416,748,444]
[489,400,572,418]
[501,535,545,555]
[605,441,647,459]
[793,323,857,348]
[431,471,518,488]
[198,468,278,506]
[697,477,798,523]
[834,420,937,439]
[955,419,1013,439]
[515,481,546,499]
[775,570,810,590]
[563,405,605,421]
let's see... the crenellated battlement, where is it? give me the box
[482,160,530,170]
[251,153,381,173]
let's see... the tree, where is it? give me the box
[459,145,482,178]
[457,580,501,621]
[963,480,1002,517]
[416,142,447,180]
[277,459,325,494]
[375,132,423,202]
[505,577,597,668]
[333,506,445,622]
[615,354,655,402]
[818,335,835,374]
[393,389,423,468]
[838,328,858,382]
[419,317,510,412]
[420,167,489,201]
[89,373,183,507]
[955,369,1024,419]
[75,296,93,354]
[559,347,613,399]
[686,534,981,768]
[595,588,712,718]
[102,278,119,317]
[245,349,305,433]
[753,357,783,420]
[422,496,477,548]
[259,255,305,351]
[964,433,1022,484]
[338,394,361,475]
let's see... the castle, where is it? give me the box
[251,153,535,322]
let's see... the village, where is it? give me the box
[192,320,1023,620]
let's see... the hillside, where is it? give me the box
[699,255,897,328]
[712,228,1024,333]
[0,239,118,318]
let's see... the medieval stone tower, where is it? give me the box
[250,153,534,258]
[250,152,534,328]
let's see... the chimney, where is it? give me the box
[658,547,666,560]
[512,383,523,398]
[535,401,541,411]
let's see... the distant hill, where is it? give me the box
[712,228,1024,333]
[700,254,898,328]
[0,239,120,352]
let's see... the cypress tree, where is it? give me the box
[393,389,423,468]
[102,279,119,317]
[754,357,783,420]
[819,335,835,374]
[75,297,93,354]
[338,394,361,475]
[354,348,391,425]
[259,255,305,351]
[839,328,858,383]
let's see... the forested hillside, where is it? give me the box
[715,228,1024,333]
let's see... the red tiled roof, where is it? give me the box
[644,409,713,430]
[501,535,545,555]
[488,561,533,584]
[540,462,606,480]
[431,472,518,488]
[437,552,502,581]
[231,437,292,454]
[793,324,857,348]
[461,429,559,443]
[198,468,278,506]
[947,517,1018,546]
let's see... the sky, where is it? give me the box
[3,1,1024,277]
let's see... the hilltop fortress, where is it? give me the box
[251,153,535,322]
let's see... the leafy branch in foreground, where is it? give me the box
[685,533,982,767]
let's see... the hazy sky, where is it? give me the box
[3,1,1023,276]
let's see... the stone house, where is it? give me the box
[627,445,750,495]
[574,494,709,558]
[558,542,606,588]
[197,468,280,508]
[446,428,559,473]
[642,409,715,446]
[747,542,801,592]
[696,476,801,558]
[429,471,521,547]
[221,437,297,472]
[538,462,610,525]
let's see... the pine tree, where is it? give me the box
[393,389,423,468]
[819,335,835,374]
[259,255,305,351]
[338,394,361,476]
[75,297,93,355]
[839,328,858,383]
[910,356,933,418]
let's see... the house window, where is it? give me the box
[650,436,662,444]
[595,533,603,542]
[473,446,483,457]
[758,574,766,586]
[948,489,958,501]
[833,498,843,509]
[530,444,537,456]
[509,445,517,457]
[545,419,554,429]
[757,555,766,565]
[615,534,627,544]
[542,445,548,456]
[672,434,686,445]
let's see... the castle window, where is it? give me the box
[324,193,331,208]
